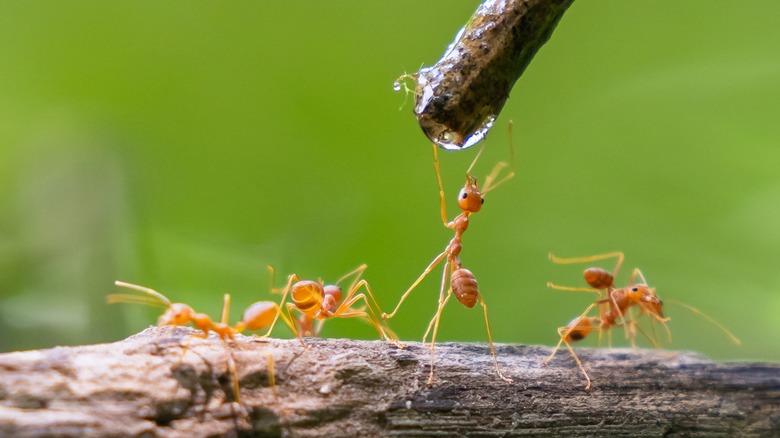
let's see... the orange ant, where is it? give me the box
[108,281,290,402]
[260,264,399,343]
[544,252,740,390]
[382,137,515,385]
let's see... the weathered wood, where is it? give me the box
[0,326,777,437]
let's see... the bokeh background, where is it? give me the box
[1,1,778,363]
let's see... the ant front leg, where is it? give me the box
[283,303,308,348]
[334,279,402,346]
[334,264,368,291]
[546,281,602,295]
[383,251,447,319]
[432,143,450,227]
[628,268,648,285]
[259,273,299,338]
[549,252,625,277]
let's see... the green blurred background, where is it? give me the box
[1,1,778,363]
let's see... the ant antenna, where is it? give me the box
[108,281,172,307]
[667,298,741,345]
[480,121,517,195]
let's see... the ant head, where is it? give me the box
[323,285,343,305]
[458,176,484,213]
[321,285,343,313]
[159,303,194,326]
[629,285,664,318]
[641,287,664,318]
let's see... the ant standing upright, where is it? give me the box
[383,134,515,385]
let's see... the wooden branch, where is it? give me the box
[0,327,777,437]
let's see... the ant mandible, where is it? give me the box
[382,134,515,385]
[260,264,399,344]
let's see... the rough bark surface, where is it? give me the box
[0,326,778,437]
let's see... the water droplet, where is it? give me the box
[424,115,496,151]
[392,81,401,92]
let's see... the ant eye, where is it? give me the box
[461,192,468,199]
[631,287,638,292]
[480,197,485,204]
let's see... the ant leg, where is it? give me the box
[477,295,513,383]
[607,290,631,341]
[549,252,625,279]
[638,320,661,348]
[423,259,451,347]
[221,293,231,326]
[383,251,447,319]
[284,303,301,339]
[636,301,674,343]
[282,304,309,348]
[543,302,599,365]
[333,298,402,345]
[334,264,367,290]
[562,337,591,391]
[432,143,450,227]
[546,282,601,294]
[259,274,299,338]
[546,325,594,391]
[628,268,648,285]
[267,266,284,295]
[313,319,326,337]
[426,288,453,386]
[543,327,569,365]
[219,338,240,404]
[422,292,452,346]
[268,353,278,404]
[334,280,402,345]
[647,316,659,347]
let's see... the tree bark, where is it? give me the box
[0,326,777,437]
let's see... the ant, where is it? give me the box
[382,134,515,385]
[260,264,399,344]
[544,252,740,390]
[108,281,290,403]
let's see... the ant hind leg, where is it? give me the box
[477,295,512,383]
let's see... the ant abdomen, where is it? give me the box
[583,267,614,290]
[239,301,279,331]
[451,268,479,308]
[564,316,599,342]
[291,280,324,317]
